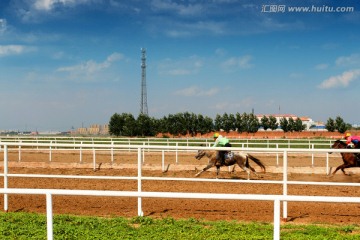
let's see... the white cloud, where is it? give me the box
[221,55,253,71]
[318,69,360,89]
[336,54,360,67]
[33,0,93,11]
[289,73,302,79]
[151,0,204,16]
[215,48,226,57]
[158,56,203,76]
[163,20,226,38]
[315,63,328,70]
[0,19,7,34]
[211,97,255,110]
[0,45,35,57]
[174,86,219,97]
[57,52,124,76]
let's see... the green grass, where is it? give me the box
[1,213,359,239]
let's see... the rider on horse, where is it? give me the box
[213,133,231,166]
[345,132,360,158]
[345,132,360,148]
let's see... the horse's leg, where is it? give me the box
[249,165,257,173]
[244,156,260,178]
[195,162,214,177]
[331,164,352,176]
[250,168,260,178]
[331,165,342,176]
[216,166,221,179]
[236,161,251,180]
[341,164,355,175]
[245,167,251,180]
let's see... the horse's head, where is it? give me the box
[329,139,346,154]
[331,140,346,149]
[195,149,206,160]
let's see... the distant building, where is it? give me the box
[256,114,325,131]
[74,124,109,135]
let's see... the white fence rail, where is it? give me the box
[1,141,360,240]
[2,188,360,240]
[0,136,338,149]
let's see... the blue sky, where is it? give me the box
[1,0,360,132]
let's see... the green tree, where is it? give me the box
[247,113,260,133]
[288,118,295,132]
[294,118,305,132]
[240,113,250,132]
[235,112,245,133]
[280,117,289,132]
[108,113,136,136]
[222,113,233,133]
[335,116,349,134]
[108,113,123,136]
[214,114,222,132]
[121,113,137,136]
[197,114,213,135]
[188,112,199,136]
[166,113,184,136]
[229,113,236,131]
[325,118,336,132]
[268,115,279,130]
[260,115,270,130]
[137,114,157,137]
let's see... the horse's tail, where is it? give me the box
[247,154,266,173]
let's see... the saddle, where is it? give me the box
[224,152,234,161]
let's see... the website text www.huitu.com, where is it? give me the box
[261,5,355,13]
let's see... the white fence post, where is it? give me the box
[142,142,145,163]
[162,150,165,172]
[46,193,53,240]
[137,147,143,216]
[326,152,330,175]
[49,141,52,162]
[80,141,83,163]
[276,144,279,167]
[273,198,281,240]
[18,141,21,162]
[111,141,114,164]
[176,142,178,164]
[311,144,314,167]
[282,150,288,221]
[92,148,96,171]
[3,145,8,212]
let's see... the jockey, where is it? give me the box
[344,132,360,149]
[213,132,231,165]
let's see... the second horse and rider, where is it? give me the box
[212,132,233,166]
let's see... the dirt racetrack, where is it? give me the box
[1,150,360,225]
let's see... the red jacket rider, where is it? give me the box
[345,133,360,148]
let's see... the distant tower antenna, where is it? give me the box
[140,48,148,115]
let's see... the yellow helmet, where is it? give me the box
[213,132,220,138]
[345,132,351,138]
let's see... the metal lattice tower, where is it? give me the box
[140,48,148,115]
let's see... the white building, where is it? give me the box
[256,114,325,130]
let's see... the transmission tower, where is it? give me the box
[140,48,148,115]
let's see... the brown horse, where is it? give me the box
[194,149,266,179]
[330,140,360,175]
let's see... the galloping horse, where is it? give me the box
[194,149,266,179]
[330,140,360,175]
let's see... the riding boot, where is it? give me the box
[220,151,226,165]
[215,152,221,166]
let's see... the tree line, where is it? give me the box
[108,112,351,137]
